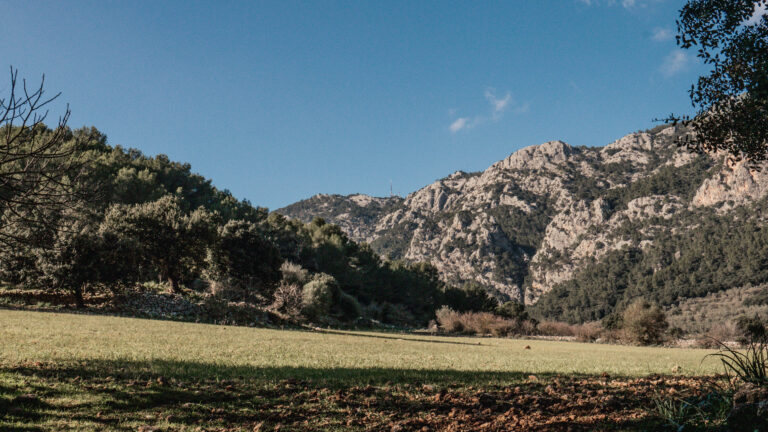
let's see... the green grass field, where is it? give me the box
[0,309,724,431]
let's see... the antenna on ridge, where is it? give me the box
[390,180,393,197]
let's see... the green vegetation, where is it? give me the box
[369,220,418,260]
[666,285,768,336]
[277,193,404,228]
[569,152,715,215]
[670,0,768,163]
[621,299,669,346]
[533,202,768,323]
[0,126,448,326]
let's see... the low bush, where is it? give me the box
[441,282,498,313]
[280,262,309,286]
[435,306,464,333]
[301,273,339,320]
[707,321,740,343]
[573,322,602,342]
[337,291,362,321]
[743,289,768,306]
[461,312,502,335]
[365,302,417,326]
[537,321,576,337]
[495,301,530,321]
[269,282,303,320]
[435,307,536,337]
[736,314,768,345]
[622,299,668,346]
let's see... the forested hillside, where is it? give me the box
[0,125,465,326]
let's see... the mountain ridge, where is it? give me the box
[277,125,768,319]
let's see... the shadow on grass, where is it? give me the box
[312,328,492,346]
[5,358,548,386]
[0,358,705,431]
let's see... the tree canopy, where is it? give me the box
[670,0,768,162]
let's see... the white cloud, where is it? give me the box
[660,50,689,77]
[484,89,511,118]
[513,102,530,115]
[449,88,527,133]
[577,0,659,9]
[449,117,469,133]
[746,1,767,25]
[652,27,673,41]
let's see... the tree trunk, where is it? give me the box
[168,277,182,294]
[73,284,85,308]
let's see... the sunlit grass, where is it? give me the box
[0,309,720,379]
[0,309,725,431]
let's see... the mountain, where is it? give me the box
[277,125,768,322]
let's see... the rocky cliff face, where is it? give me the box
[277,125,767,304]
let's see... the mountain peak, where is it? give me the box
[491,140,573,172]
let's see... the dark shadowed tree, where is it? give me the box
[667,0,767,162]
[101,195,218,294]
[208,219,282,299]
[33,219,140,308]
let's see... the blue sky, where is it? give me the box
[1,0,713,209]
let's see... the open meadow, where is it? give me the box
[0,309,724,431]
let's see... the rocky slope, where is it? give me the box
[277,125,768,308]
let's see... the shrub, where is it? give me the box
[441,282,498,313]
[436,306,464,333]
[667,326,686,340]
[573,322,603,342]
[495,301,530,321]
[209,220,282,299]
[301,273,340,320]
[435,308,535,337]
[736,314,768,345]
[537,321,576,337]
[622,299,668,345]
[516,319,538,336]
[706,321,740,344]
[270,282,303,320]
[280,262,309,286]
[337,291,362,322]
[743,289,768,306]
[363,301,416,326]
[461,312,500,335]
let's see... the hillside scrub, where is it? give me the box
[0,126,452,327]
[533,201,768,323]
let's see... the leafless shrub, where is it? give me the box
[436,307,536,337]
[269,282,303,320]
[537,321,576,337]
[0,67,87,247]
[573,322,603,342]
[707,321,740,343]
[435,306,464,333]
[461,312,500,335]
